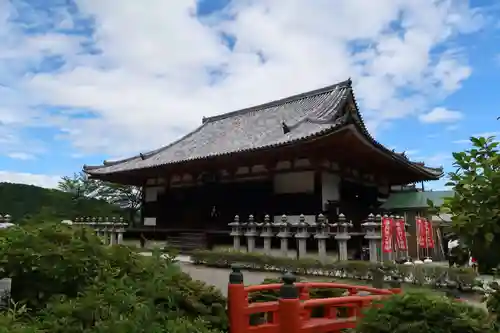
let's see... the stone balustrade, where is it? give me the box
[227,212,413,263]
[70,217,128,246]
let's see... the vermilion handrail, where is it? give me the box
[302,294,385,308]
[244,282,395,295]
[228,269,401,333]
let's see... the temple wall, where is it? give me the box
[137,158,389,229]
[321,172,341,209]
[273,171,314,194]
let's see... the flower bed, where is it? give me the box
[191,249,478,291]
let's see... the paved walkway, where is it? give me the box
[180,264,276,296]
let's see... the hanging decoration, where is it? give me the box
[381,216,393,253]
[394,217,408,250]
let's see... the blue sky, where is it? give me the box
[0,0,499,189]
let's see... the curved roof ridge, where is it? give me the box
[83,123,209,172]
[203,79,352,124]
[139,123,210,161]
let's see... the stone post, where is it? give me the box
[314,213,330,262]
[276,215,291,257]
[332,213,351,261]
[85,216,91,233]
[362,213,382,263]
[228,215,242,251]
[294,214,310,259]
[244,215,258,253]
[102,217,110,245]
[260,215,274,255]
[107,216,116,245]
[87,217,95,234]
[95,217,102,238]
[116,217,126,245]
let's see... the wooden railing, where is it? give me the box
[227,266,401,333]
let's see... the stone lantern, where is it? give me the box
[294,214,310,258]
[276,215,291,257]
[228,215,242,251]
[108,217,117,245]
[102,217,110,245]
[116,217,126,245]
[244,215,258,252]
[332,213,352,261]
[362,213,381,263]
[88,216,95,235]
[314,213,330,262]
[95,217,103,238]
[260,215,274,255]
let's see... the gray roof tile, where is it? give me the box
[86,80,351,174]
[84,79,443,179]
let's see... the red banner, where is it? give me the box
[394,218,407,250]
[424,218,434,249]
[416,217,427,248]
[381,217,393,253]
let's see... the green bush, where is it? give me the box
[191,249,477,291]
[357,292,492,333]
[0,223,106,310]
[484,281,500,330]
[0,223,227,333]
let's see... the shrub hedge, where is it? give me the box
[0,223,227,333]
[357,292,493,333]
[191,249,478,291]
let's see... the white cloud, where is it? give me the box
[0,0,485,156]
[419,107,463,123]
[0,171,60,188]
[7,152,35,160]
[425,153,452,166]
[453,131,500,144]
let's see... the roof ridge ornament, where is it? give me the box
[282,121,291,134]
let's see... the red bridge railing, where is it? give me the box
[228,266,401,333]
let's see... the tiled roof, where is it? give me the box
[84,79,443,178]
[380,191,454,210]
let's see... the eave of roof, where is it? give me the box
[83,79,443,179]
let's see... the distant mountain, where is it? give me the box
[0,182,122,223]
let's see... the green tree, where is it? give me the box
[57,172,100,199]
[442,135,500,272]
[96,183,142,224]
[58,173,142,224]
